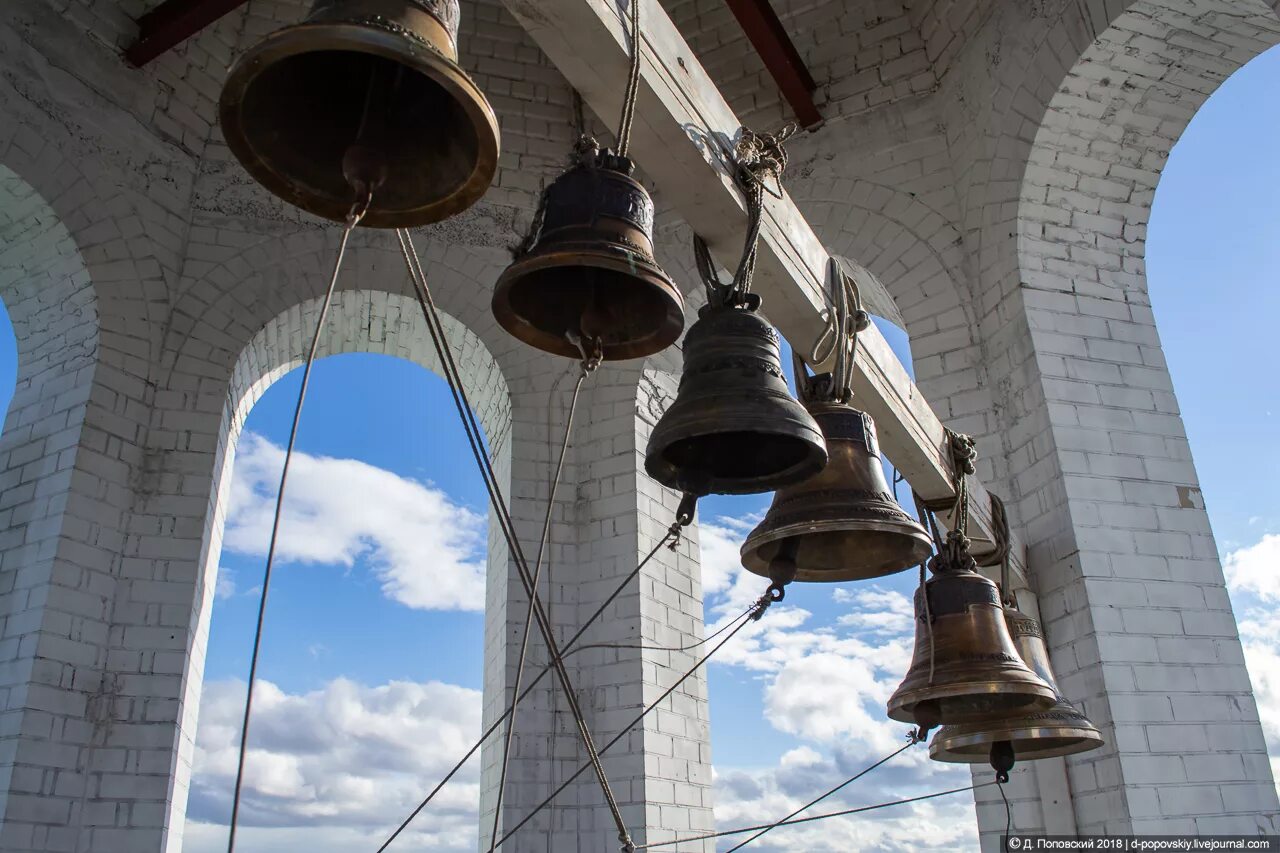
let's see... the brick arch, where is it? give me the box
[165,282,515,842]
[1016,1,1280,299]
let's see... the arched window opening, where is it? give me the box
[185,339,506,851]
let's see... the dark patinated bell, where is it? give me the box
[644,303,827,496]
[887,569,1055,728]
[220,0,500,227]
[740,403,932,584]
[492,145,684,360]
[930,606,1104,763]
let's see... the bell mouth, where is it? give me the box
[888,682,1057,727]
[742,526,933,583]
[492,249,685,360]
[930,726,1104,763]
[220,23,500,227]
[652,431,826,496]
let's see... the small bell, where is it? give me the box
[930,606,1104,763]
[220,0,500,227]
[741,403,931,584]
[887,565,1056,728]
[492,142,685,360]
[644,301,827,496]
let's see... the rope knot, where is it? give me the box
[947,430,977,477]
[734,123,798,198]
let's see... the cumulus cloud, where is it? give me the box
[1225,534,1280,783]
[185,677,482,852]
[224,433,487,611]
[1225,533,1280,602]
[699,514,771,618]
[712,746,976,852]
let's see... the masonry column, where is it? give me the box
[481,355,714,852]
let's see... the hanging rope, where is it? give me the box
[914,494,940,687]
[980,491,1017,609]
[226,194,371,853]
[488,588,778,851]
[727,123,797,305]
[394,229,632,850]
[488,360,596,852]
[723,728,927,852]
[375,519,691,852]
[615,0,643,157]
[634,782,995,849]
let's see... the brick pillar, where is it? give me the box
[480,356,714,852]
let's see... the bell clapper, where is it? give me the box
[566,329,604,375]
[766,537,800,599]
[989,740,1016,784]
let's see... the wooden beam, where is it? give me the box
[723,0,823,129]
[126,0,248,67]
[502,0,1029,585]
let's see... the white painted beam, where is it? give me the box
[503,0,1028,584]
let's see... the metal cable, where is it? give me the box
[615,0,643,157]
[490,591,776,851]
[634,783,993,849]
[489,366,592,851]
[724,731,923,852]
[394,230,631,849]
[374,523,686,852]
[226,196,370,853]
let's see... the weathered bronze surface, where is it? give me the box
[929,606,1104,762]
[492,145,684,360]
[887,569,1056,727]
[740,402,932,583]
[219,0,500,227]
[644,304,827,496]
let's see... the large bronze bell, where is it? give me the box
[492,142,685,360]
[740,403,932,585]
[220,0,500,227]
[930,605,1104,763]
[644,303,827,496]
[887,567,1055,728]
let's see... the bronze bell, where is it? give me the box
[644,303,827,496]
[492,142,685,360]
[740,403,932,585]
[887,567,1056,728]
[220,0,500,227]
[930,605,1104,763]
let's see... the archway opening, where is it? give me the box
[183,322,509,852]
[1147,42,1280,793]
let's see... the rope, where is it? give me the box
[375,521,688,852]
[393,230,631,849]
[489,589,777,851]
[727,123,797,304]
[723,729,926,852]
[634,783,994,848]
[488,364,595,851]
[226,194,371,853]
[615,0,643,157]
[914,495,939,686]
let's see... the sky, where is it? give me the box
[1,41,1279,853]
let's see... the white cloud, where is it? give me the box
[1224,533,1280,602]
[215,568,236,600]
[712,746,977,852]
[185,676,482,852]
[225,433,487,611]
[699,513,772,618]
[1224,534,1280,789]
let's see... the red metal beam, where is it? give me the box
[125,0,249,67]
[723,0,822,129]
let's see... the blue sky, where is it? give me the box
[2,42,1279,853]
